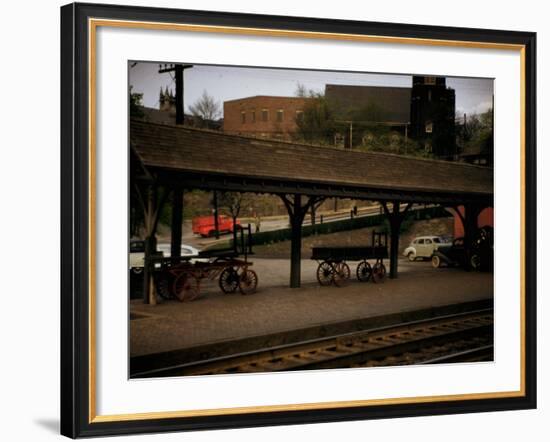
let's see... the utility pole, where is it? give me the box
[213,190,220,239]
[158,63,193,261]
[158,63,193,124]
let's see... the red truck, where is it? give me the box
[192,215,240,237]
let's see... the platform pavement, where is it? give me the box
[130,263,493,358]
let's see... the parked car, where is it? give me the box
[192,215,240,237]
[157,243,200,259]
[431,227,493,271]
[403,236,450,261]
[430,237,470,269]
[130,240,199,274]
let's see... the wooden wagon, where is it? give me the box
[154,225,257,301]
[311,231,389,286]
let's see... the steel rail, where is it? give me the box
[133,308,493,378]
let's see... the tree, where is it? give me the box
[457,109,494,157]
[188,90,221,121]
[295,82,309,98]
[129,85,144,118]
[217,192,252,226]
[294,92,336,145]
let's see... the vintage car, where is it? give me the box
[129,240,198,274]
[192,215,240,237]
[431,227,493,271]
[430,237,471,269]
[403,236,449,261]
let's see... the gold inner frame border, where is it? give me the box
[87,18,527,423]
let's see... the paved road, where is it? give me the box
[163,206,385,250]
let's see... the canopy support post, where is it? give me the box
[382,201,412,279]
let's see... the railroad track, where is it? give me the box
[134,308,493,378]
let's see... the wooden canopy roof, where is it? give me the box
[130,120,493,204]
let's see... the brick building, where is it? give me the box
[223,96,311,140]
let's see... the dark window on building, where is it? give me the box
[428,90,432,101]
[241,111,246,124]
[276,109,284,122]
[425,76,436,85]
[251,110,255,123]
[296,110,304,122]
[425,121,433,133]
[261,109,269,122]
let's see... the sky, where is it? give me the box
[129,61,494,117]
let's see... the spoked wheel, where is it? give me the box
[356,260,372,282]
[155,271,176,300]
[316,261,334,286]
[238,269,258,295]
[372,262,387,283]
[470,253,481,271]
[219,267,240,294]
[333,262,351,287]
[173,272,201,302]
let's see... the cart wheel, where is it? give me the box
[316,261,334,286]
[470,253,481,270]
[356,260,372,282]
[372,262,387,283]
[155,271,175,300]
[333,262,351,287]
[173,273,200,302]
[239,269,258,295]
[219,267,239,293]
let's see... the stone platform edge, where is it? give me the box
[130,298,493,377]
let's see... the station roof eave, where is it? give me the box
[130,119,493,205]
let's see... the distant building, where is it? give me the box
[222,77,459,159]
[136,87,222,129]
[410,76,456,159]
[223,96,311,140]
[325,84,411,124]
[453,206,494,238]
[325,80,456,157]
[324,84,412,148]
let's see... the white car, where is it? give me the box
[403,236,450,261]
[129,240,200,274]
[157,243,200,259]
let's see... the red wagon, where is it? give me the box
[154,225,257,301]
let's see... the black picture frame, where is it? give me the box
[60,2,537,438]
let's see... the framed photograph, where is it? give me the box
[60,2,536,438]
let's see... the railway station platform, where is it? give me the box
[130,260,493,376]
